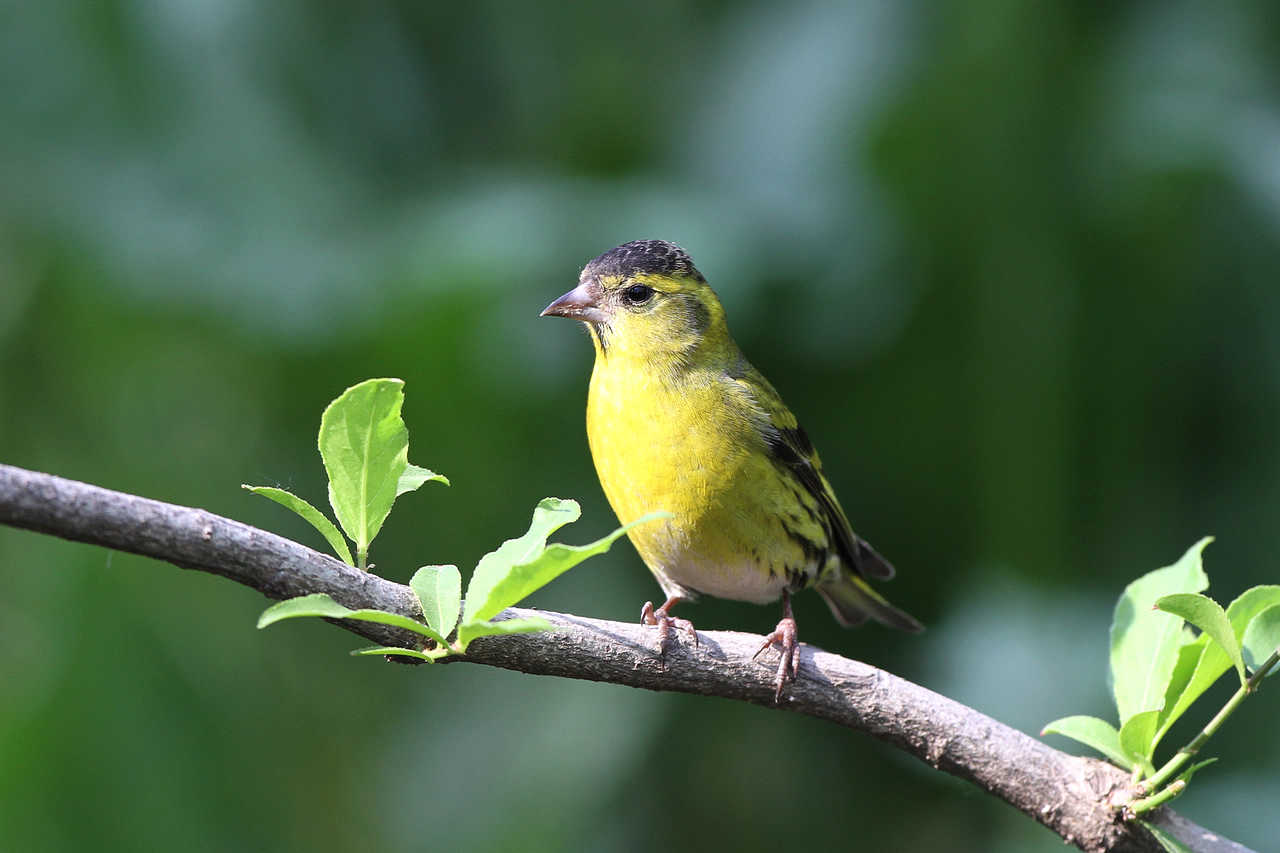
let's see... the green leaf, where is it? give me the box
[258,592,354,627]
[462,498,583,623]
[1151,587,1280,740]
[1040,716,1132,770]
[466,507,669,626]
[1227,585,1280,639]
[1119,709,1160,771]
[1157,634,1203,725]
[411,565,461,639]
[1152,586,1280,739]
[457,616,553,648]
[1153,634,1223,748]
[1242,604,1280,677]
[1156,593,1245,685]
[1138,820,1195,853]
[243,484,355,566]
[319,378,411,565]
[256,592,447,646]
[1110,538,1212,725]
[350,646,450,662]
[396,464,449,496]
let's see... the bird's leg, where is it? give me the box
[753,589,800,702]
[640,595,698,663]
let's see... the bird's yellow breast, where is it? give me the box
[586,351,812,603]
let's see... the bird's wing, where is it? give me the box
[735,368,895,582]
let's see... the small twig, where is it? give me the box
[1139,649,1280,797]
[1130,781,1186,818]
[0,463,1256,853]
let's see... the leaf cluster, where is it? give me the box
[244,378,446,569]
[258,498,663,659]
[248,378,665,658]
[1042,539,1280,848]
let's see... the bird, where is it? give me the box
[541,239,921,700]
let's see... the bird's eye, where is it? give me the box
[622,284,654,305]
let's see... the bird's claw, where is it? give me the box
[753,615,800,703]
[641,600,698,667]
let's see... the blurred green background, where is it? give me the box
[3,1,1279,850]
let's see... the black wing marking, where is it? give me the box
[764,425,895,582]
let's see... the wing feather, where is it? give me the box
[737,369,895,582]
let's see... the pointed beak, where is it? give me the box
[540,281,606,324]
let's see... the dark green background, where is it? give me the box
[3,2,1278,850]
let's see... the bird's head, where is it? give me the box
[541,240,730,364]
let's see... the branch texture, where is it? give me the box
[0,464,1253,853]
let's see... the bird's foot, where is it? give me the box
[641,598,698,667]
[753,613,800,703]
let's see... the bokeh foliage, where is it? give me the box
[3,1,1280,850]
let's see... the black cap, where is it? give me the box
[582,240,705,282]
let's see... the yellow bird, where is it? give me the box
[542,240,921,698]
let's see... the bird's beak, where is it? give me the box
[540,281,606,325]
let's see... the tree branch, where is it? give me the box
[0,464,1254,853]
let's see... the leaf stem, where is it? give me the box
[1128,780,1185,817]
[1140,646,1279,795]
[357,545,368,571]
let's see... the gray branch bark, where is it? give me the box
[0,463,1254,853]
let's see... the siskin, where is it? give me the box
[542,240,921,699]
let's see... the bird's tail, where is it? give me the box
[816,574,923,633]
